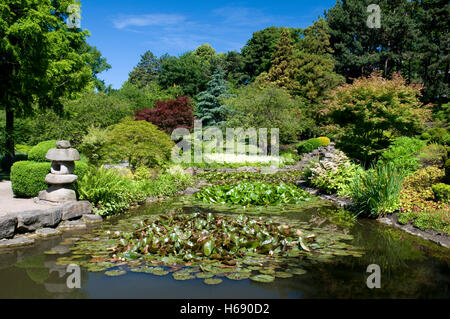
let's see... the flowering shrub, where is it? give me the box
[306,149,361,196]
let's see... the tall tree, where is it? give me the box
[81,44,111,92]
[264,28,301,93]
[0,0,94,164]
[196,68,230,126]
[128,50,160,88]
[296,19,344,105]
[325,0,449,104]
[241,26,301,81]
[158,52,209,97]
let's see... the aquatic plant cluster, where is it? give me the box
[58,210,363,285]
[112,212,314,261]
[194,181,311,206]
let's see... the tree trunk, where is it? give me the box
[5,105,15,171]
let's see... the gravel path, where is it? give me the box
[0,181,55,216]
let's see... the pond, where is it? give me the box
[0,198,449,299]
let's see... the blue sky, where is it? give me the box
[80,0,338,89]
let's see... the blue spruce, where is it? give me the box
[196,68,230,126]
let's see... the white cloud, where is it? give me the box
[113,14,186,29]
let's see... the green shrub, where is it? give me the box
[316,136,330,147]
[427,127,450,145]
[445,159,450,183]
[104,120,174,169]
[420,132,431,140]
[418,143,447,168]
[297,138,323,154]
[141,170,193,197]
[11,160,89,198]
[15,144,32,154]
[432,183,450,204]
[28,140,56,162]
[378,137,426,174]
[349,163,406,217]
[77,166,147,216]
[195,181,310,206]
[10,161,50,197]
[79,126,109,165]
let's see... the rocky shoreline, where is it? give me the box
[0,200,101,249]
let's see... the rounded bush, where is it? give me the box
[11,160,90,198]
[432,183,450,204]
[28,140,57,162]
[420,132,431,140]
[317,136,331,147]
[105,120,174,169]
[297,138,323,154]
[10,161,50,197]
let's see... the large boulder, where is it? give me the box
[0,215,17,239]
[14,207,62,233]
[61,200,93,220]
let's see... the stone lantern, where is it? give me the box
[38,140,80,202]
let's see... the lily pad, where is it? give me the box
[274,271,293,278]
[287,268,307,275]
[173,271,195,281]
[104,270,126,277]
[249,274,275,283]
[196,272,214,279]
[226,272,251,280]
[204,278,222,285]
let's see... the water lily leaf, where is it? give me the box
[226,272,250,280]
[250,274,275,283]
[204,278,222,285]
[274,271,293,278]
[196,272,214,279]
[105,270,126,276]
[203,240,215,256]
[287,268,307,275]
[172,271,195,281]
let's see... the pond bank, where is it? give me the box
[378,212,450,248]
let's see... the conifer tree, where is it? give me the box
[196,68,230,126]
[128,51,160,88]
[264,28,300,93]
[296,19,344,105]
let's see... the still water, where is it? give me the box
[1,199,449,299]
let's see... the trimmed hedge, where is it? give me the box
[297,138,323,154]
[28,140,57,162]
[11,160,89,198]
